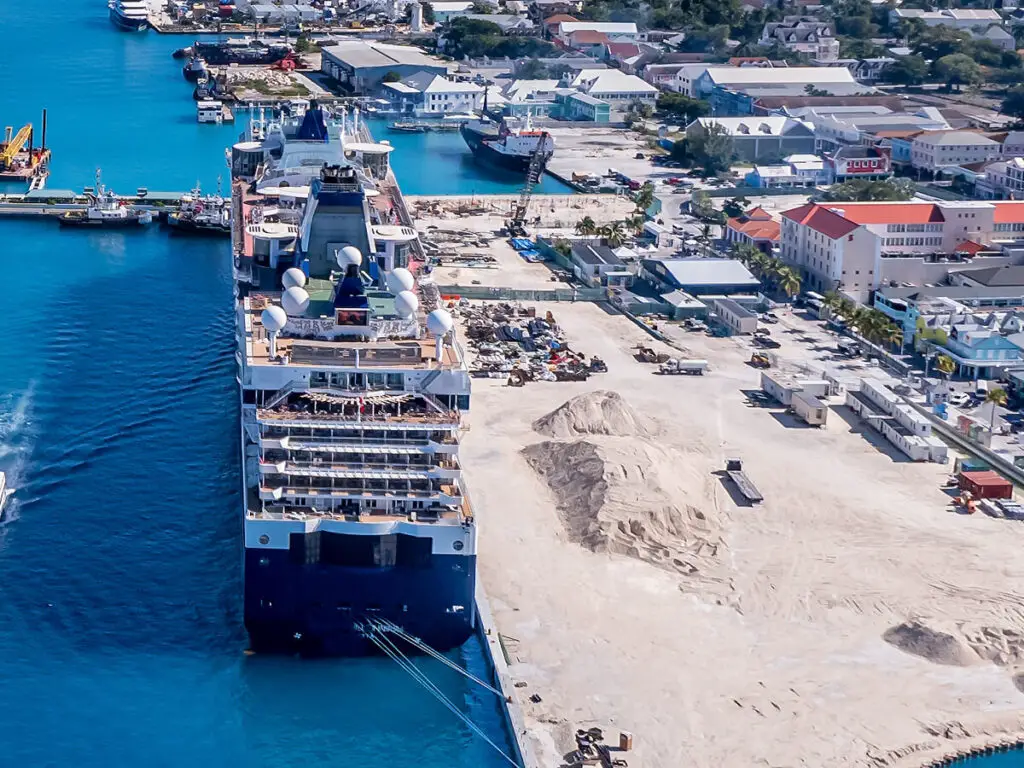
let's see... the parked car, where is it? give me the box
[949,392,971,408]
[760,312,779,324]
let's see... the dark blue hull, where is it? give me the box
[244,548,477,656]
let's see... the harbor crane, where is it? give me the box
[507,134,550,237]
[0,124,32,171]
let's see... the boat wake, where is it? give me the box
[0,381,37,529]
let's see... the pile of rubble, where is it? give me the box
[224,68,297,90]
[461,302,607,385]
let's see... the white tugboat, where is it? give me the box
[58,169,152,228]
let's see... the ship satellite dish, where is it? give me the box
[281,286,310,316]
[282,267,307,289]
[386,267,415,295]
[336,245,363,269]
[394,290,419,319]
[427,308,454,336]
[261,304,288,358]
[427,308,454,365]
[261,305,288,332]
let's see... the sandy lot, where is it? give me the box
[459,301,1024,768]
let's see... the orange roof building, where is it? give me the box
[726,206,781,252]
[778,200,1024,300]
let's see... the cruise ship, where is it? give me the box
[108,0,148,30]
[229,102,476,656]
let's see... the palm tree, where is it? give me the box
[822,290,846,319]
[626,214,646,234]
[633,184,655,214]
[935,353,956,380]
[776,266,801,298]
[575,216,597,238]
[729,242,762,267]
[883,322,904,352]
[748,250,771,279]
[604,221,627,248]
[697,223,714,257]
[985,387,1009,434]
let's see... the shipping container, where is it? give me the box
[959,470,1013,500]
[791,391,828,427]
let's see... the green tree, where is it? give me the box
[575,216,597,237]
[517,58,549,79]
[776,266,801,298]
[913,25,973,60]
[881,55,928,86]
[985,387,1009,434]
[656,92,710,123]
[382,71,402,83]
[670,137,693,165]
[690,122,734,176]
[602,221,627,247]
[633,183,655,214]
[722,196,749,218]
[821,178,915,202]
[933,53,983,91]
[729,241,763,267]
[469,0,493,11]
[1003,86,1024,120]
[883,322,904,351]
[935,353,956,379]
[421,2,436,24]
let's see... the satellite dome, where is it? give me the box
[386,267,415,295]
[281,286,310,316]
[261,305,288,333]
[337,245,363,269]
[394,290,419,319]
[282,267,307,289]
[426,308,454,336]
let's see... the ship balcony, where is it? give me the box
[257,435,458,454]
[249,501,468,525]
[258,485,463,507]
[258,459,461,481]
[256,407,460,430]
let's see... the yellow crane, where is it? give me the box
[0,124,32,171]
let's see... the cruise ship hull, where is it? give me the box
[109,8,147,30]
[243,549,477,656]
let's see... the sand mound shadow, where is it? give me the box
[883,620,980,667]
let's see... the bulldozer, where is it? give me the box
[749,352,771,368]
[634,345,669,364]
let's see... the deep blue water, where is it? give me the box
[953,752,1024,767]
[0,5,516,767]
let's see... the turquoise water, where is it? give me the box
[0,5,516,767]
[953,752,1024,766]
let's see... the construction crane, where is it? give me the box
[0,124,32,171]
[507,133,550,237]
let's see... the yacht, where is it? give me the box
[229,101,476,655]
[108,0,148,30]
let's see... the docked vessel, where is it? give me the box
[59,170,152,228]
[193,38,291,66]
[182,55,208,82]
[166,184,230,235]
[108,0,148,30]
[197,99,234,124]
[230,101,476,656]
[459,112,554,173]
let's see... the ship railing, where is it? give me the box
[251,504,463,524]
[260,458,460,472]
[257,407,459,425]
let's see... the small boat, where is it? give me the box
[0,471,12,519]
[108,0,148,30]
[388,122,430,133]
[182,55,208,82]
[164,183,231,236]
[197,100,233,124]
[59,169,153,228]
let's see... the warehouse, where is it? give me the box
[321,42,449,94]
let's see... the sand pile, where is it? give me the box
[532,390,650,440]
[883,620,980,666]
[521,437,722,575]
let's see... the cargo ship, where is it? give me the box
[459,112,554,173]
[229,101,476,655]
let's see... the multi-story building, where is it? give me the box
[724,206,781,253]
[685,116,816,162]
[780,200,1024,299]
[382,72,484,116]
[977,158,1024,200]
[910,131,1002,175]
[569,68,658,106]
[759,17,840,61]
[556,21,638,43]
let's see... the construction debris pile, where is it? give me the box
[461,302,607,385]
[418,227,498,263]
[563,727,633,768]
[225,68,306,93]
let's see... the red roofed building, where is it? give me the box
[780,200,1024,299]
[566,29,610,54]
[542,13,578,36]
[725,207,781,254]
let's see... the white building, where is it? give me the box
[891,9,1013,49]
[780,200,1024,299]
[910,131,1002,175]
[383,72,484,116]
[693,65,864,98]
[759,17,840,61]
[569,68,658,105]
